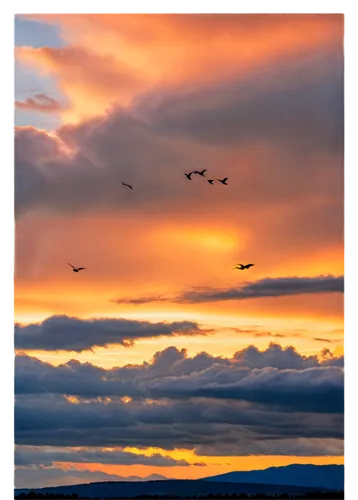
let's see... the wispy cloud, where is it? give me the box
[112,275,344,306]
[112,295,168,305]
[254,332,286,338]
[15,93,62,113]
[173,275,344,304]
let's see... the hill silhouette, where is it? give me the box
[203,464,344,490]
[14,479,333,499]
[15,465,344,499]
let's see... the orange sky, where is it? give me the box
[14,14,344,488]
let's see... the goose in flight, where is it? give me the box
[207,179,215,185]
[185,172,194,180]
[218,177,228,185]
[194,169,207,177]
[68,263,86,273]
[233,263,255,270]
[122,182,133,190]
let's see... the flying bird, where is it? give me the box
[233,263,255,270]
[194,169,207,177]
[68,263,86,273]
[207,179,215,185]
[217,177,228,185]
[122,182,133,190]
[185,172,194,180]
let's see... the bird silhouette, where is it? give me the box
[185,172,194,180]
[68,263,86,272]
[122,182,133,190]
[194,169,207,177]
[233,263,255,270]
[207,179,215,185]
[217,177,228,185]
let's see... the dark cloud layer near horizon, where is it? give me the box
[15,391,344,447]
[113,275,344,305]
[15,315,205,352]
[15,344,344,457]
[15,445,191,467]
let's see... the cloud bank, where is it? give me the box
[15,315,205,352]
[15,344,344,456]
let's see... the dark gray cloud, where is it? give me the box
[15,394,344,450]
[15,445,190,467]
[233,344,344,369]
[138,70,344,155]
[15,344,344,455]
[15,344,343,400]
[172,275,344,304]
[111,276,344,306]
[194,438,344,457]
[15,315,204,352]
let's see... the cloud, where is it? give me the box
[15,445,190,467]
[112,295,169,305]
[15,345,343,455]
[15,393,344,452]
[194,437,344,457]
[15,344,344,402]
[15,93,62,113]
[15,43,343,221]
[15,315,205,352]
[16,14,343,123]
[15,343,343,399]
[233,344,343,369]
[172,275,344,304]
[254,332,286,338]
[111,276,343,306]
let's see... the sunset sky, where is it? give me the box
[14,13,344,489]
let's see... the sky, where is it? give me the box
[14,13,344,489]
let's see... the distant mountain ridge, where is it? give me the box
[15,464,344,499]
[203,464,344,490]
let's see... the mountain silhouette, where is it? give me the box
[203,464,344,490]
[15,464,344,499]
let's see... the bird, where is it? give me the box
[207,179,215,185]
[217,177,228,185]
[122,182,132,190]
[233,263,255,270]
[68,263,86,272]
[194,169,207,177]
[185,172,194,180]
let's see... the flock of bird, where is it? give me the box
[68,170,254,273]
[184,169,228,185]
